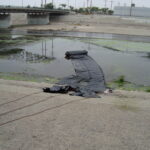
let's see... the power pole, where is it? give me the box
[83,1,85,8]
[130,0,133,16]
[68,0,69,8]
[110,0,113,9]
[75,0,76,9]
[87,0,90,7]
[22,0,23,7]
[41,0,43,7]
[90,0,92,8]
[104,0,107,8]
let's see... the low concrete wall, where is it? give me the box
[114,6,150,17]
[0,14,11,28]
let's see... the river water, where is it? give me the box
[0,30,150,86]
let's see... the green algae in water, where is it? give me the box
[0,48,23,55]
[108,75,150,92]
[82,38,150,52]
[0,35,44,48]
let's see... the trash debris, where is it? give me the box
[43,50,107,98]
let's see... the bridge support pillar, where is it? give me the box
[0,13,11,28]
[27,13,49,25]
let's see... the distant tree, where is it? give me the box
[69,6,74,11]
[78,8,85,13]
[44,3,54,9]
[100,8,109,14]
[27,5,31,8]
[60,4,67,9]
[75,6,113,15]
[90,7,99,12]
[108,10,114,15]
[58,7,62,10]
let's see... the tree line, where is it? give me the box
[44,3,114,15]
[25,3,114,15]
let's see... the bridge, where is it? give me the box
[0,7,69,28]
[0,7,69,14]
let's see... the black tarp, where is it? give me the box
[43,50,107,98]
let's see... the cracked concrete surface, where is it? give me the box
[0,79,150,150]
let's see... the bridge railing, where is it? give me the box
[0,6,70,14]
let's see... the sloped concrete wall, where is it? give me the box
[50,14,150,26]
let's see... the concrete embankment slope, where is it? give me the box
[0,79,150,150]
[51,14,150,26]
[16,14,150,36]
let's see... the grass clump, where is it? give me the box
[0,35,43,48]
[114,75,126,87]
[108,75,150,93]
[0,72,58,84]
[145,88,150,93]
[0,48,23,56]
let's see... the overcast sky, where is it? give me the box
[0,0,150,9]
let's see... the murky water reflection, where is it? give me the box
[0,36,150,86]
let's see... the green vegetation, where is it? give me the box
[69,6,74,11]
[44,3,54,9]
[0,72,149,93]
[146,88,150,92]
[0,34,42,48]
[108,75,150,93]
[0,48,23,56]
[0,72,58,83]
[0,34,11,40]
[75,7,114,15]
[59,4,67,9]
[82,38,150,52]
[114,75,125,87]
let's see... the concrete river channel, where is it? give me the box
[0,29,150,86]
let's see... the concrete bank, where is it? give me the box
[12,14,150,26]
[0,79,150,150]
[15,14,150,36]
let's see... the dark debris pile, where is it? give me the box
[43,50,107,98]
